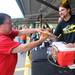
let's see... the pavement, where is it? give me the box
[14,52,32,75]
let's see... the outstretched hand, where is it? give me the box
[36,28,56,41]
[39,30,50,41]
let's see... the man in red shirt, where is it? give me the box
[0,13,49,75]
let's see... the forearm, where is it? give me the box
[22,39,44,51]
[12,39,44,53]
[66,43,75,48]
[18,28,39,36]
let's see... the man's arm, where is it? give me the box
[12,31,49,53]
[18,28,43,36]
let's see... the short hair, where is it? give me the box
[0,13,11,25]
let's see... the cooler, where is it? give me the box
[52,42,75,67]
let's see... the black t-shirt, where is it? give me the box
[54,15,75,43]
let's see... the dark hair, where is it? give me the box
[0,13,11,25]
[60,3,72,15]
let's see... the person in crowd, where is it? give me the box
[0,13,49,75]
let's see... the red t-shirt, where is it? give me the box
[0,30,20,75]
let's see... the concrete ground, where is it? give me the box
[14,52,32,75]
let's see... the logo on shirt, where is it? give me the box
[63,24,75,34]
